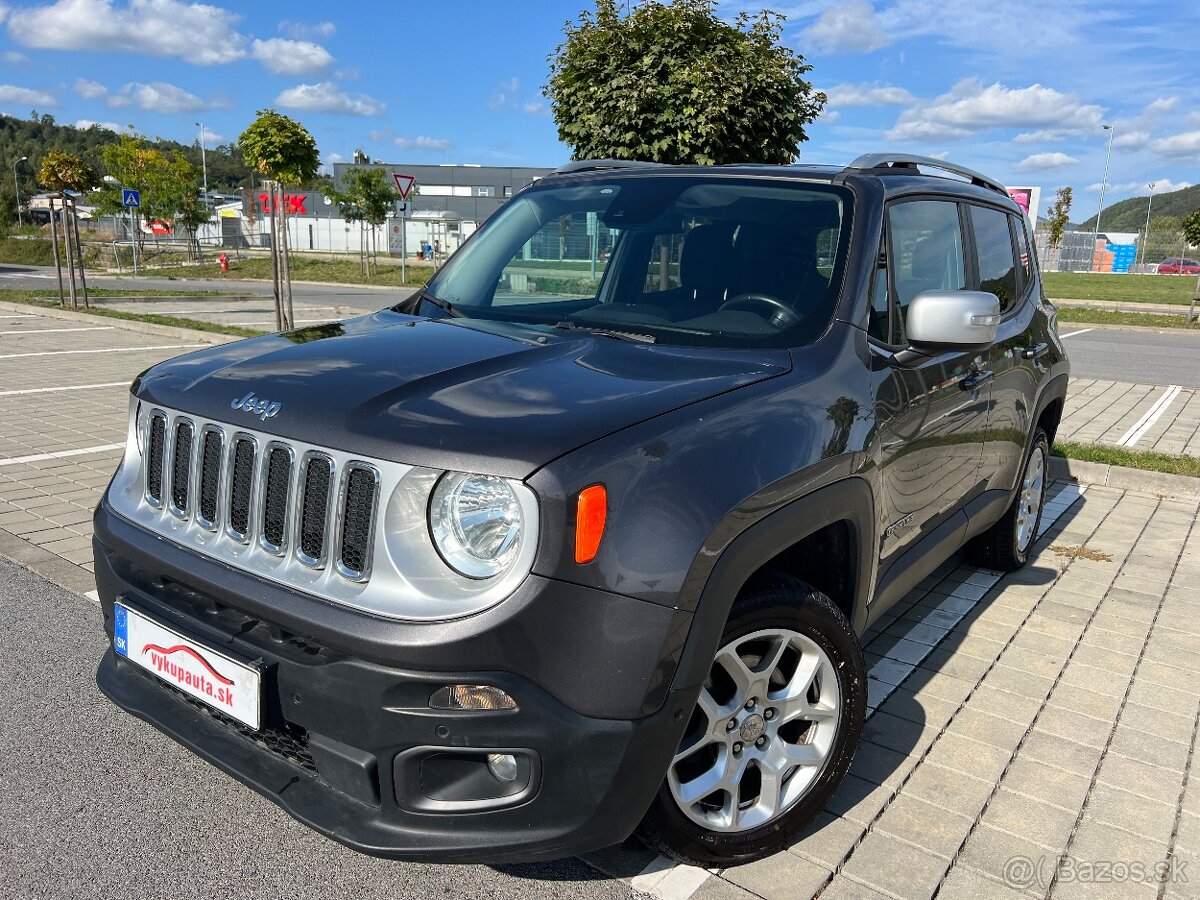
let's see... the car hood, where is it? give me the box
[133,311,791,478]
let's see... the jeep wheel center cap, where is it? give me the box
[739,714,765,742]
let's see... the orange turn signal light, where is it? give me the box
[574,484,607,564]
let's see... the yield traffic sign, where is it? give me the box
[122,189,141,208]
[392,173,415,200]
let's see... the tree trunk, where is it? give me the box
[278,182,295,331]
[49,200,67,308]
[71,198,90,309]
[63,201,79,310]
[269,185,283,331]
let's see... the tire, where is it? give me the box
[965,427,1049,571]
[637,573,866,866]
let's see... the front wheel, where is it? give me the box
[637,574,865,866]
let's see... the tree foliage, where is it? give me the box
[331,167,399,274]
[545,0,825,165]
[1047,187,1073,250]
[92,134,201,231]
[37,149,100,192]
[1181,208,1200,247]
[237,109,320,187]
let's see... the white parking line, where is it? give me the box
[1059,328,1094,338]
[0,382,128,397]
[0,326,117,335]
[631,856,713,899]
[864,483,1086,715]
[0,314,36,319]
[0,344,204,360]
[1117,384,1182,447]
[0,443,124,466]
[84,590,100,605]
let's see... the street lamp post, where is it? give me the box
[195,121,208,207]
[1087,124,1115,272]
[12,156,27,227]
[1138,182,1156,269]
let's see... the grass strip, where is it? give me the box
[1056,306,1199,330]
[1054,441,1200,479]
[0,290,262,338]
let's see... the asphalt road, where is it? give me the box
[1062,325,1200,388]
[0,262,414,314]
[0,557,632,900]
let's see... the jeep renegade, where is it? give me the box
[95,154,1068,866]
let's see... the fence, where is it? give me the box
[1034,227,1193,273]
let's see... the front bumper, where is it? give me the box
[93,499,697,863]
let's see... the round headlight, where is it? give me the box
[429,473,523,579]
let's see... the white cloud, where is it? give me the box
[0,83,56,106]
[3,50,27,64]
[110,81,214,113]
[488,76,520,111]
[7,0,246,65]
[1086,179,1192,194]
[415,136,452,151]
[1144,97,1179,116]
[824,82,914,108]
[522,101,548,116]
[888,78,1104,142]
[275,82,385,116]
[278,19,334,40]
[197,125,222,144]
[1111,130,1150,151]
[74,118,127,132]
[394,137,412,150]
[805,3,890,54]
[74,78,107,99]
[318,151,345,175]
[1153,130,1200,160]
[1016,152,1078,171]
[0,4,9,25]
[251,38,334,76]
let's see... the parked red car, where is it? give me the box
[1158,257,1200,275]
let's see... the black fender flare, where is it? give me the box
[669,476,876,693]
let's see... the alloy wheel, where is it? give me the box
[1016,445,1045,552]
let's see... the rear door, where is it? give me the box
[870,198,990,572]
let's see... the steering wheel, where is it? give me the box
[717,293,800,329]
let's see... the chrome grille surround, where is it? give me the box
[110,399,540,623]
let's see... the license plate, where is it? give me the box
[114,601,261,730]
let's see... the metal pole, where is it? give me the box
[12,156,26,228]
[63,197,79,310]
[131,206,139,274]
[1138,183,1155,270]
[71,197,90,308]
[196,122,208,207]
[1088,124,1115,272]
[48,199,66,307]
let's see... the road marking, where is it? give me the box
[0,382,128,397]
[0,314,36,319]
[0,344,204,360]
[1117,384,1183,447]
[631,856,712,899]
[84,590,100,605]
[1060,328,1094,338]
[864,483,1086,715]
[0,326,117,336]
[0,443,124,466]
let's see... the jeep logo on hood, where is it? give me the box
[231,391,281,422]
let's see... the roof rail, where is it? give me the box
[845,153,1008,196]
[551,159,664,175]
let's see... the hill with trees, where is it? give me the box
[1077,183,1200,233]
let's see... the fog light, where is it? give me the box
[487,753,519,782]
[429,684,517,711]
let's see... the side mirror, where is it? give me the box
[906,290,1000,353]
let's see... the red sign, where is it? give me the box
[258,193,308,215]
[393,173,415,200]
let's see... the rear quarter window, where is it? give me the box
[969,205,1018,312]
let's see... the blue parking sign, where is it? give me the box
[122,188,141,208]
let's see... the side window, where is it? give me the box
[888,201,966,343]
[1012,216,1034,295]
[969,205,1018,312]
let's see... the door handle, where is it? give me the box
[1020,342,1049,360]
[962,370,994,391]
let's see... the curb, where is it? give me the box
[1057,321,1199,334]
[0,525,95,599]
[1049,456,1200,499]
[96,271,424,293]
[0,300,243,345]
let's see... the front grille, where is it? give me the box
[141,408,378,585]
[171,422,193,512]
[261,446,293,550]
[339,467,377,577]
[198,430,222,526]
[146,414,166,504]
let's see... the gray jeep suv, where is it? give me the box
[94,154,1068,866]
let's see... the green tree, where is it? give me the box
[1184,208,1200,247]
[545,0,825,165]
[237,109,320,330]
[94,135,202,243]
[36,149,100,192]
[332,167,398,274]
[1148,214,1181,233]
[1047,187,1073,250]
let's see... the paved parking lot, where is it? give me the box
[2,309,1199,900]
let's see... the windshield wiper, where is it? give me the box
[552,321,656,344]
[417,291,465,318]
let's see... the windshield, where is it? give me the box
[412,175,853,348]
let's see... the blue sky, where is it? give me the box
[0,0,1196,215]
